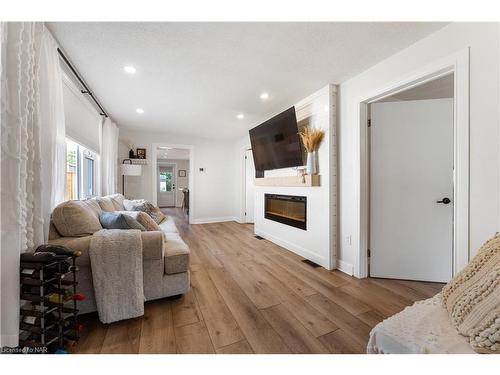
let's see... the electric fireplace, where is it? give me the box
[264,194,307,230]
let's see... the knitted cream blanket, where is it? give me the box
[89,229,145,323]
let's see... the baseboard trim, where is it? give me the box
[192,216,238,224]
[337,259,354,276]
[254,229,329,269]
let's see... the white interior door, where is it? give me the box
[245,149,255,223]
[370,99,454,282]
[157,165,176,207]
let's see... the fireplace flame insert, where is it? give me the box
[264,194,307,230]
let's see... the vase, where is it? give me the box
[129,149,135,159]
[306,151,317,175]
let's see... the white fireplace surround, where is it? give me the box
[250,85,337,270]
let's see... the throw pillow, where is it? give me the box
[99,212,146,231]
[130,200,166,224]
[52,200,103,237]
[114,211,161,232]
[135,212,161,231]
[442,233,500,353]
[108,194,125,210]
[96,197,116,212]
[123,199,145,211]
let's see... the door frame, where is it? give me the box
[239,146,253,223]
[157,162,177,207]
[355,48,470,279]
[151,143,194,224]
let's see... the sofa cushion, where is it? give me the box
[141,231,164,261]
[52,200,102,237]
[442,233,500,353]
[48,221,61,240]
[159,216,179,233]
[163,233,190,274]
[95,197,116,212]
[107,194,125,211]
[49,231,165,266]
[99,212,146,231]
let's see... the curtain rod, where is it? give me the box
[57,48,109,118]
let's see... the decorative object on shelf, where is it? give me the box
[136,148,146,159]
[19,245,83,353]
[121,159,142,196]
[297,167,307,184]
[126,141,136,159]
[299,127,325,175]
[127,158,148,165]
[178,169,187,177]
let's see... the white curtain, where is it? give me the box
[39,26,66,236]
[101,117,119,195]
[0,23,66,347]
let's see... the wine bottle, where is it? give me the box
[54,260,78,274]
[21,284,71,296]
[22,314,57,326]
[35,244,82,258]
[21,269,66,280]
[47,292,85,304]
[21,252,57,263]
[41,260,78,275]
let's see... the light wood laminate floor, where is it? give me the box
[72,208,444,354]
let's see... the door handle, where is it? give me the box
[436,197,451,204]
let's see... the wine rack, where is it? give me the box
[19,246,84,353]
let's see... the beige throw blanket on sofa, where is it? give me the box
[89,229,145,323]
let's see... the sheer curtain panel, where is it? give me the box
[101,117,119,195]
[0,23,66,347]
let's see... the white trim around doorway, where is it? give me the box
[151,143,194,224]
[354,48,470,279]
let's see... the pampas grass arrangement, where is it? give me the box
[299,127,325,152]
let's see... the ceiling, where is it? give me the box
[377,73,454,103]
[157,147,190,160]
[48,22,447,139]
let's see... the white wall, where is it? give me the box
[157,158,189,207]
[238,85,337,270]
[119,129,239,223]
[338,22,500,274]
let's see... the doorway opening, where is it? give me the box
[153,145,193,223]
[356,49,470,280]
[244,148,255,223]
[369,74,454,282]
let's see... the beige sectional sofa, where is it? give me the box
[48,194,190,315]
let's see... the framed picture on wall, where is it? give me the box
[136,148,146,159]
[178,170,186,177]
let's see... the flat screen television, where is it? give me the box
[249,107,303,175]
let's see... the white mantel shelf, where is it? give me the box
[255,174,321,187]
[123,158,148,165]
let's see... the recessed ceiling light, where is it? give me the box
[236,113,244,120]
[124,65,136,74]
[136,108,144,114]
[260,92,270,100]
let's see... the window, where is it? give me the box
[65,139,98,200]
[159,171,172,192]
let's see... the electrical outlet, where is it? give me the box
[346,235,352,245]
